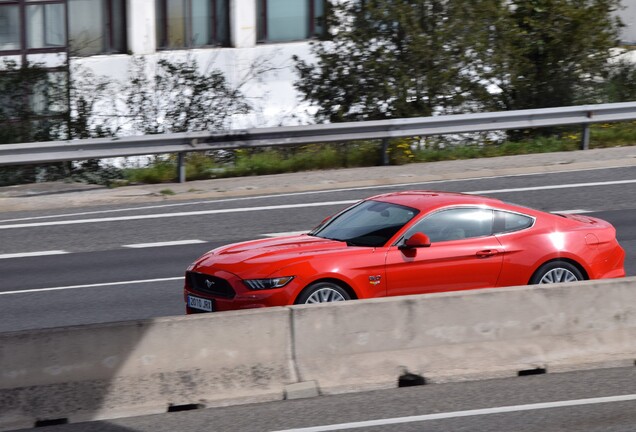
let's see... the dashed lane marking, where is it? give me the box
[270,393,636,432]
[0,250,68,260]
[123,240,207,248]
[0,277,183,295]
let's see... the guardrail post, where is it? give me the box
[381,138,390,166]
[581,124,590,150]
[177,152,186,183]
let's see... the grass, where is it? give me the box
[119,122,636,184]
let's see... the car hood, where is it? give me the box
[191,234,352,277]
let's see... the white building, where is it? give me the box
[0,0,324,128]
[1,0,636,129]
[620,0,636,44]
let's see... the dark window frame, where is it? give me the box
[257,0,325,43]
[0,0,67,58]
[156,0,230,50]
[67,0,128,56]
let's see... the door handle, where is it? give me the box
[476,249,499,258]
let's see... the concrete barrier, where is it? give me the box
[0,308,296,431]
[292,277,636,394]
[1,277,636,430]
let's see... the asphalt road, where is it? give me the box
[0,166,634,332]
[20,366,636,432]
[1,160,635,432]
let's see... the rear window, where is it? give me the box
[494,211,534,234]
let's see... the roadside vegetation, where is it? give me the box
[121,122,636,184]
[1,0,636,187]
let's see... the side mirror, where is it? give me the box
[399,232,431,250]
[311,215,332,232]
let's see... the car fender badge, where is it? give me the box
[369,275,382,286]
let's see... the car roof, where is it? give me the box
[368,190,510,212]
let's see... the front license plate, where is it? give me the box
[188,295,213,312]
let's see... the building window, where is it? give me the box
[156,0,230,49]
[0,4,20,51]
[68,0,127,56]
[0,0,66,53]
[29,69,67,115]
[257,0,324,42]
[0,61,67,125]
[26,2,65,48]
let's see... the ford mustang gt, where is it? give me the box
[184,191,625,313]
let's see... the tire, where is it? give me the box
[530,261,584,284]
[295,281,352,304]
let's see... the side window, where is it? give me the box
[404,208,494,242]
[493,211,534,234]
[68,0,127,56]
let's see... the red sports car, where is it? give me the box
[184,191,625,313]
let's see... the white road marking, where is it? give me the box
[0,166,631,224]
[0,200,359,230]
[123,240,207,248]
[469,179,636,195]
[0,206,589,260]
[0,176,627,231]
[0,206,606,259]
[0,277,183,296]
[0,250,68,260]
[262,231,309,237]
[270,393,636,432]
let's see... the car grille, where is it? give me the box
[187,271,236,299]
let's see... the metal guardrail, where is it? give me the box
[1,102,635,182]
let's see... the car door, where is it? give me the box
[384,207,504,296]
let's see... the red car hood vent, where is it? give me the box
[217,235,339,254]
[198,235,349,269]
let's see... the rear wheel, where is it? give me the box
[530,261,584,284]
[295,281,351,304]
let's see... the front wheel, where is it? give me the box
[530,261,584,284]
[295,282,351,304]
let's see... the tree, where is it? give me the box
[0,60,74,185]
[67,63,116,139]
[294,0,624,125]
[477,0,623,112]
[122,56,251,134]
[0,60,67,145]
[294,0,486,123]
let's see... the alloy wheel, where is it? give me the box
[305,287,347,303]
[538,267,579,284]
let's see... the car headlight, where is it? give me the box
[243,276,295,290]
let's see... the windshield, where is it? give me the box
[309,200,419,247]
